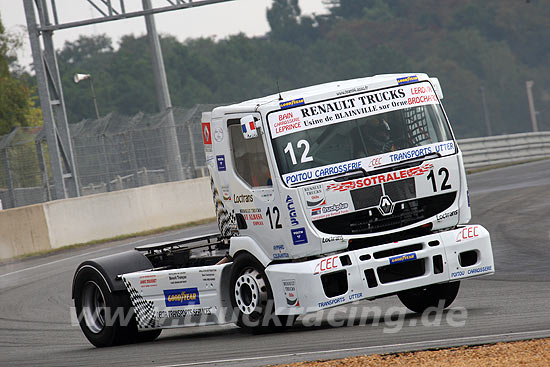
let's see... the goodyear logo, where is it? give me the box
[280,98,305,109]
[396,75,419,85]
[389,253,417,264]
[164,288,200,307]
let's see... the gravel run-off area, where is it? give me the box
[275,338,550,367]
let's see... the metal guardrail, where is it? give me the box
[458,132,550,169]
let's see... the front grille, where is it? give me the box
[313,192,456,235]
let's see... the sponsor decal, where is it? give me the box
[335,85,368,96]
[234,194,253,203]
[168,273,187,285]
[164,288,200,307]
[389,253,417,264]
[259,191,274,201]
[273,253,290,259]
[286,195,299,226]
[206,155,215,167]
[158,307,213,318]
[456,226,480,242]
[280,98,305,109]
[389,142,454,162]
[285,161,362,185]
[291,227,308,245]
[304,184,326,207]
[214,127,224,142]
[451,271,465,278]
[273,111,302,136]
[467,265,492,275]
[437,209,458,221]
[397,75,419,85]
[349,292,363,301]
[139,275,157,288]
[323,202,348,213]
[327,163,433,192]
[313,255,339,275]
[239,208,261,213]
[368,156,383,168]
[202,122,212,145]
[268,81,438,139]
[242,212,264,226]
[321,235,344,244]
[199,269,217,282]
[216,155,226,171]
[273,244,289,259]
[221,185,231,201]
[318,296,345,308]
[282,279,300,307]
[311,203,351,221]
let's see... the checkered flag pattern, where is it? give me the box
[123,277,157,329]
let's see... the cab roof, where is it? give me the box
[214,73,435,115]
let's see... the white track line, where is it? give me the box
[0,236,158,279]
[155,329,550,367]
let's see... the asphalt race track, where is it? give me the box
[1,160,549,367]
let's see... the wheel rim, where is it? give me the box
[81,281,106,334]
[234,268,267,315]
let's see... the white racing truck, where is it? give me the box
[72,73,495,347]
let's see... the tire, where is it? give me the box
[74,267,161,347]
[229,253,294,332]
[397,281,460,314]
[134,329,162,343]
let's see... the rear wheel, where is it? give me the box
[74,267,161,347]
[397,281,460,313]
[230,253,295,332]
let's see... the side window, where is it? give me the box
[228,121,272,188]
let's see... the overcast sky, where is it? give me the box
[1,0,329,69]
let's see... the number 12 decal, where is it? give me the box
[284,140,313,165]
[266,207,282,229]
[427,167,451,192]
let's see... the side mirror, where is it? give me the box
[429,77,444,100]
[240,115,259,139]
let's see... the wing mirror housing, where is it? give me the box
[240,115,259,139]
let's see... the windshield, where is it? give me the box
[267,81,454,184]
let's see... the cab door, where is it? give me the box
[219,114,288,260]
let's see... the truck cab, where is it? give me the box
[206,74,471,264]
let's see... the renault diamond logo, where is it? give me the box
[378,195,394,216]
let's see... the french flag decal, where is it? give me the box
[240,115,258,139]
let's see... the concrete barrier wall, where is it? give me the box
[0,204,51,259]
[0,177,215,260]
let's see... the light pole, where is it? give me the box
[74,73,100,119]
[480,86,492,136]
[525,81,538,132]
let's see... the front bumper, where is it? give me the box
[266,225,494,315]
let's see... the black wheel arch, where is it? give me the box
[72,250,153,299]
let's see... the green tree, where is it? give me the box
[0,15,42,135]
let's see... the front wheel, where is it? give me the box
[397,281,460,314]
[229,253,294,332]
